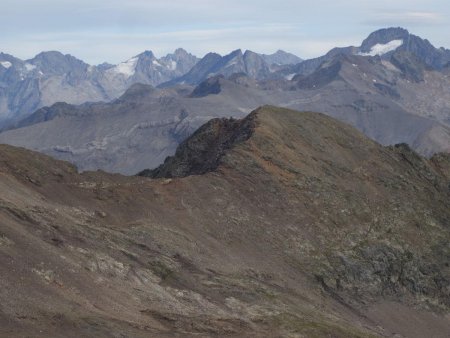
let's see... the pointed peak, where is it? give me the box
[136,50,156,59]
[243,49,259,57]
[268,50,291,56]
[361,27,410,52]
[229,49,243,56]
[259,50,303,65]
[174,48,189,56]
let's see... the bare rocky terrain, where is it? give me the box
[0,106,449,337]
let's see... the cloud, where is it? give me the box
[365,11,444,26]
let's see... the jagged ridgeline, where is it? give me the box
[1,106,449,337]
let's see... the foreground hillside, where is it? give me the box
[0,106,449,337]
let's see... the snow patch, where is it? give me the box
[360,40,403,57]
[111,57,138,77]
[25,63,36,71]
[169,60,177,70]
[152,60,162,67]
[285,73,296,81]
[238,107,252,114]
[0,61,12,69]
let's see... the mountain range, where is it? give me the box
[1,27,449,174]
[1,106,449,337]
[280,27,450,78]
[161,49,302,86]
[0,48,301,127]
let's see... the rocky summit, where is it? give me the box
[0,106,449,337]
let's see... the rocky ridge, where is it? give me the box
[0,106,449,337]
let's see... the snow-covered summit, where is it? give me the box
[360,39,404,57]
[110,57,138,77]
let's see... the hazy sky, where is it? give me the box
[0,0,448,64]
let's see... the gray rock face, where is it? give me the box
[165,49,277,86]
[30,51,89,77]
[259,49,303,65]
[129,49,198,87]
[361,27,450,69]
[164,52,223,86]
[139,115,255,178]
[360,27,410,53]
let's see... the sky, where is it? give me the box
[0,0,448,64]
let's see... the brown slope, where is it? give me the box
[0,106,449,337]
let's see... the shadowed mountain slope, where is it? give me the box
[1,106,449,337]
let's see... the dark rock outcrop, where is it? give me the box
[139,114,255,178]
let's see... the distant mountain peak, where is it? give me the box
[30,51,87,66]
[33,50,67,58]
[243,49,258,57]
[27,51,88,76]
[229,49,243,57]
[360,27,410,53]
[173,48,190,56]
[359,27,450,69]
[260,50,303,65]
[136,50,156,59]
